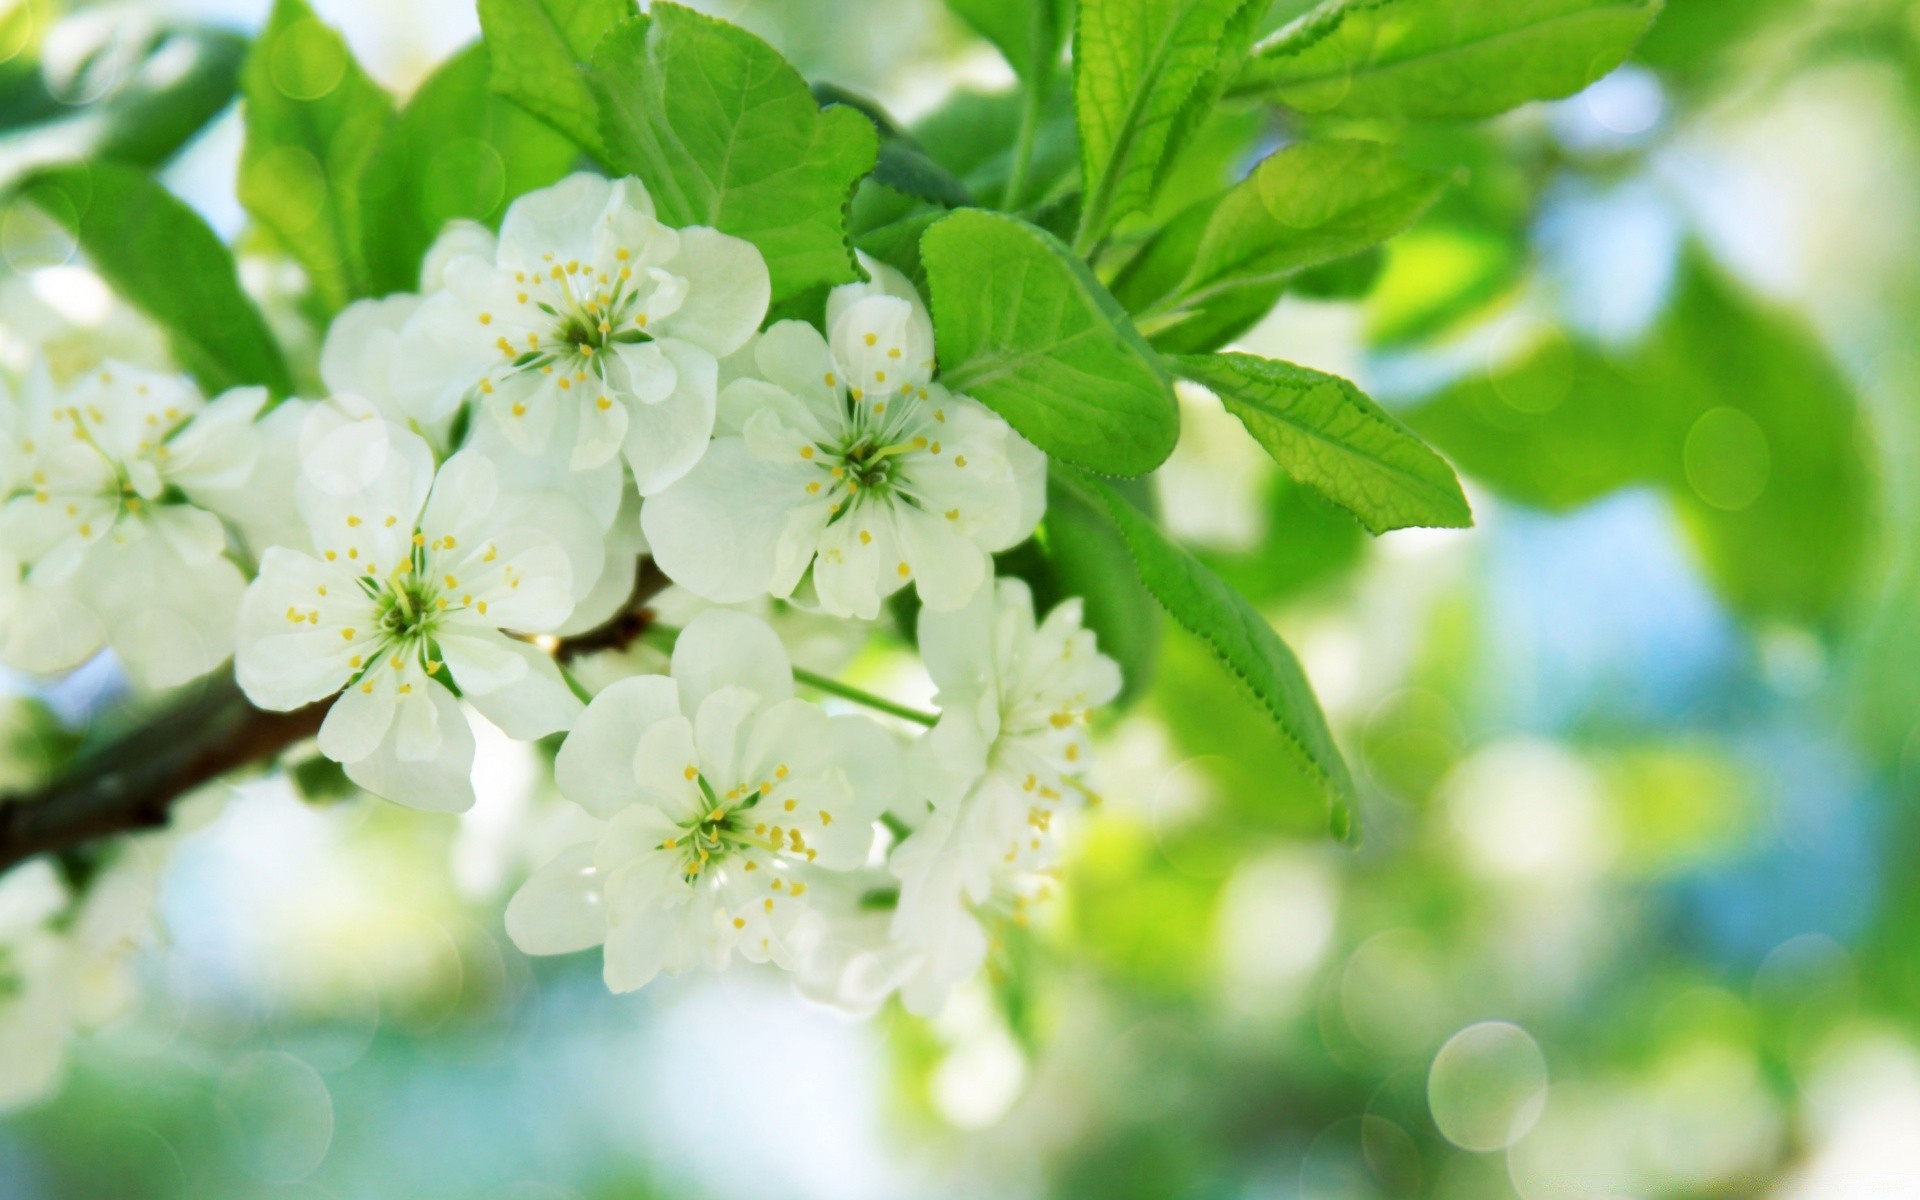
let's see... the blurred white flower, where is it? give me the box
[235,419,601,812]
[0,850,162,1112]
[506,609,901,992]
[0,360,262,688]
[400,173,768,488]
[643,257,1045,620]
[888,577,1119,1014]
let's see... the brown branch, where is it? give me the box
[0,559,674,875]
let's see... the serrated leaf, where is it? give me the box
[22,163,292,397]
[946,0,1072,85]
[1115,139,1447,341]
[921,208,1179,477]
[1055,469,1357,839]
[0,26,245,192]
[813,84,972,210]
[590,5,878,305]
[1237,0,1664,119]
[856,209,944,294]
[356,42,578,296]
[238,0,394,313]
[1074,0,1255,249]
[1044,475,1161,707]
[475,0,630,158]
[1176,352,1471,533]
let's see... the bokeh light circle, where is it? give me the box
[217,1050,335,1182]
[1428,1021,1549,1151]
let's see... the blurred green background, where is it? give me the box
[10,0,1920,1196]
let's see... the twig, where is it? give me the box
[0,558,674,874]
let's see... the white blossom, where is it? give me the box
[887,577,1120,1014]
[0,361,262,689]
[400,173,769,490]
[0,851,161,1111]
[505,609,902,992]
[643,257,1045,620]
[235,418,601,812]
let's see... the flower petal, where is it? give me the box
[343,684,477,813]
[504,842,607,955]
[641,438,803,603]
[555,674,682,818]
[462,637,582,739]
[621,338,716,496]
[671,608,793,715]
[661,227,770,357]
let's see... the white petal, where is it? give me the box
[91,542,246,691]
[621,338,716,496]
[163,386,268,497]
[692,685,763,788]
[342,682,476,812]
[319,673,400,765]
[752,320,843,424]
[661,227,770,357]
[829,294,933,395]
[0,575,104,678]
[498,172,611,270]
[436,628,530,694]
[811,510,886,620]
[917,573,1000,698]
[504,842,607,955]
[601,855,696,993]
[641,438,803,603]
[421,219,498,290]
[894,501,988,612]
[671,608,793,714]
[630,714,705,823]
[320,294,421,399]
[419,450,500,546]
[555,674,682,819]
[571,388,631,471]
[828,254,930,331]
[462,638,582,739]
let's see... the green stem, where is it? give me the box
[645,622,938,727]
[792,667,939,727]
[1002,79,1045,211]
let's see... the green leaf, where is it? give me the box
[1074,0,1256,250]
[813,84,972,210]
[0,26,245,192]
[921,208,1179,477]
[1237,0,1664,119]
[22,163,292,397]
[1175,352,1471,533]
[475,0,631,158]
[1114,140,1448,336]
[946,0,1072,85]
[1044,476,1161,707]
[238,0,394,313]
[355,42,578,296]
[856,209,944,294]
[1055,469,1357,839]
[911,84,1079,210]
[1408,252,1873,629]
[590,5,879,305]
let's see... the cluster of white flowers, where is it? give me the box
[0,173,1119,1032]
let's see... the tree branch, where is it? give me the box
[0,559,675,875]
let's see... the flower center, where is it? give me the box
[665,771,770,881]
[375,574,441,644]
